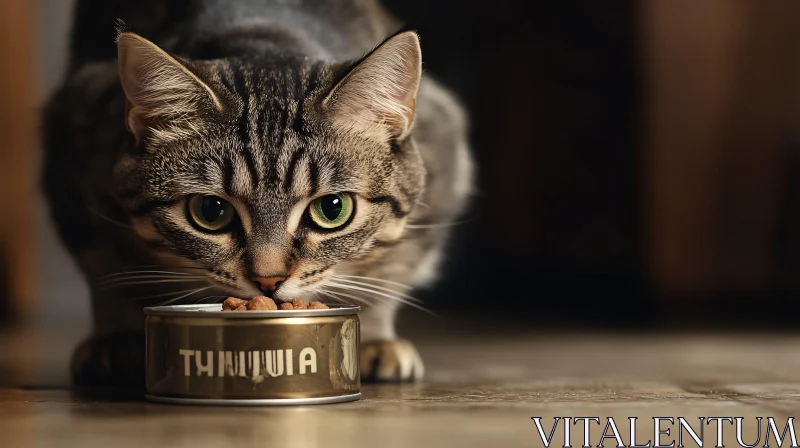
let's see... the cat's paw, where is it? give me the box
[360,339,424,383]
[71,332,145,390]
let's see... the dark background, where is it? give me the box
[4,0,800,329]
[385,1,641,320]
[382,0,800,328]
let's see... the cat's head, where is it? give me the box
[112,31,424,301]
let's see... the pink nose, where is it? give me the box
[251,276,287,293]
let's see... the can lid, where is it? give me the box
[144,303,360,318]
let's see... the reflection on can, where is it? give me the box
[144,304,360,405]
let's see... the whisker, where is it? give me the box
[102,265,210,275]
[88,207,135,230]
[332,274,413,290]
[155,286,215,306]
[195,295,230,304]
[317,290,345,304]
[326,283,436,316]
[100,270,205,280]
[128,286,213,302]
[103,276,205,286]
[326,283,433,314]
[148,265,209,270]
[328,278,423,303]
[102,278,207,289]
[319,289,371,306]
[99,275,208,285]
[314,289,341,303]
[322,289,422,316]
[309,289,328,303]
[323,289,368,305]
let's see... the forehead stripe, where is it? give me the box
[255,101,270,148]
[283,146,307,193]
[269,76,292,189]
[265,98,284,188]
[292,61,321,137]
[215,62,237,96]
[241,147,260,190]
[308,158,320,197]
[222,158,235,195]
[232,69,250,146]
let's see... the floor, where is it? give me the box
[1,312,799,448]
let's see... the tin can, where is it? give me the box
[144,304,360,405]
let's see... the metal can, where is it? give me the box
[144,304,360,405]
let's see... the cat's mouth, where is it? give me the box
[207,267,336,305]
[206,274,318,305]
[272,278,323,303]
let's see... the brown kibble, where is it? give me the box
[222,297,247,311]
[221,296,329,311]
[247,296,278,310]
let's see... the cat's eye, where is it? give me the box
[307,193,354,230]
[187,195,236,232]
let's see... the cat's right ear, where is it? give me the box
[322,31,422,143]
[116,32,222,143]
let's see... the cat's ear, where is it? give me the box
[116,32,222,142]
[323,31,422,141]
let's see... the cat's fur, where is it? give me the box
[43,0,473,386]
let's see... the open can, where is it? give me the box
[144,303,360,405]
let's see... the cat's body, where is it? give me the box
[44,0,472,386]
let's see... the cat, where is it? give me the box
[43,0,473,387]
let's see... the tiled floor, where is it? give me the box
[1,313,798,447]
[13,218,796,447]
[17,215,799,446]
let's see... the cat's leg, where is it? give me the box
[71,288,148,390]
[360,339,424,383]
[71,331,145,390]
[358,302,424,382]
[347,238,446,383]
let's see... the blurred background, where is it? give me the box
[2,0,800,333]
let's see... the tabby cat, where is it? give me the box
[43,0,473,386]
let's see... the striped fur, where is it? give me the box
[43,0,473,384]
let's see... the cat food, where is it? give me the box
[222,297,248,310]
[222,296,328,311]
[144,302,361,405]
[248,296,279,310]
[220,296,280,311]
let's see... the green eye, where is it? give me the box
[187,195,236,232]
[307,193,354,230]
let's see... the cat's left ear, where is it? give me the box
[117,32,222,143]
[323,31,422,142]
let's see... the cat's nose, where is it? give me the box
[251,275,287,293]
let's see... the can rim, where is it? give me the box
[145,393,361,406]
[144,303,360,318]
